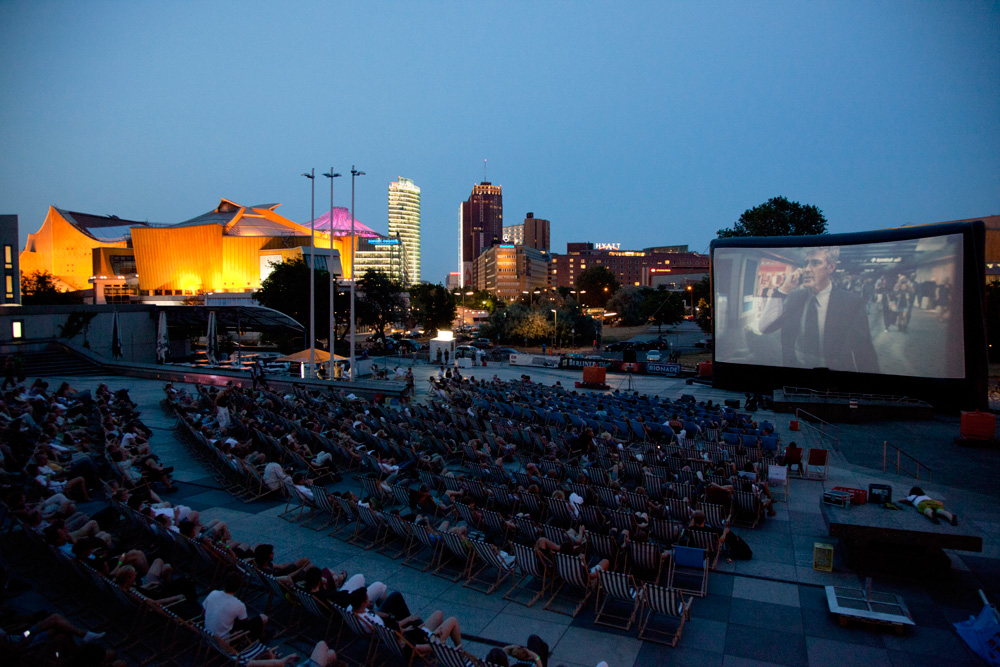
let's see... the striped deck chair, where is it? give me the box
[608,509,636,534]
[545,552,595,617]
[701,502,732,531]
[330,495,359,538]
[351,505,391,550]
[279,479,317,523]
[308,490,341,531]
[674,483,696,503]
[733,490,764,529]
[519,493,546,520]
[466,539,516,594]
[333,604,376,664]
[578,504,607,532]
[430,639,484,667]
[547,498,574,525]
[637,583,692,646]
[292,587,336,639]
[587,467,610,486]
[541,523,568,546]
[391,484,413,510]
[682,529,723,569]
[372,623,423,667]
[594,570,641,630]
[668,545,709,597]
[436,531,474,582]
[503,541,552,608]
[481,509,514,544]
[538,477,560,496]
[194,622,270,666]
[628,540,669,584]
[406,522,442,571]
[360,476,391,507]
[383,512,418,560]
[651,518,684,547]
[624,490,649,513]
[587,532,620,572]
[593,485,621,509]
[621,460,643,481]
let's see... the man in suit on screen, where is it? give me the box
[759,247,879,373]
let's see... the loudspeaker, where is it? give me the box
[623,350,637,363]
[724,399,741,409]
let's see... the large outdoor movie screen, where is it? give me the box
[713,233,965,379]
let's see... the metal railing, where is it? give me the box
[882,440,932,482]
[783,386,931,408]
[794,408,841,452]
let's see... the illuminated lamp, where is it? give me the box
[436,330,454,341]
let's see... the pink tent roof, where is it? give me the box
[310,206,379,237]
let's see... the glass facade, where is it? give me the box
[388,177,421,285]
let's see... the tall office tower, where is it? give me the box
[388,177,421,285]
[521,212,550,251]
[458,181,502,287]
[0,215,20,304]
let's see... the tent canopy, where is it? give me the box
[275,349,348,363]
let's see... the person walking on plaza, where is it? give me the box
[2,356,14,389]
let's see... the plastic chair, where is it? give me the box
[807,448,829,480]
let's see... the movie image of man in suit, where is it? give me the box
[758,247,879,373]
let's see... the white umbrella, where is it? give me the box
[156,311,169,363]
[111,310,124,360]
[206,311,219,365]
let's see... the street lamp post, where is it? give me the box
[463,291,474,325]
[322,169,342,379]
[551,309,558,349]
[687,285,694,316]
[349,166,365,382]
[302,169,315,378]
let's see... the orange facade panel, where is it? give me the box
[132,225,223,293]
[19,207,126,291]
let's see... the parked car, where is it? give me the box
[694,337,713,350]
[471,338,493,350]
[645,349,663,362]
[491,347,519,361]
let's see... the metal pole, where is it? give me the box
[350,166,365,382]
[324,169,341,381]
[303,169,316,378]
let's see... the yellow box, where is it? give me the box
[813,543,834,572]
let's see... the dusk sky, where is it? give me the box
[2,2,998,285]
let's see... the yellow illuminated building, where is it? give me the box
[19,199,366,304]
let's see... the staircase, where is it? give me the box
[16,348,106,378]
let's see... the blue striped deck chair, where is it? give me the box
[668,545,708,597]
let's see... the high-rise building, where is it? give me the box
[0,215,20,304]
[549,242,709,288]
[388,177,421,285]
[473,244,549,300]
[503,212,549,251]
[458,182,502,287]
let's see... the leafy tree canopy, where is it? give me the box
[21,270,82,305]
[576,266,620,307]
[254,258,336,349]
[607,287,645,326]
[692,276,713,334]
[640,287,686,331]
[717,196,827,238]
[409,284,456,336]
[357,270,406,343]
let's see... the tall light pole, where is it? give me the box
[323,169,342,380]
[687,284,694,317]
[464,291,474,324]
[349,166,365,381]
[302,169,315,378]
[551,308,558,348]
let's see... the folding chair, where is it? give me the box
[628,541,668,584]
[406,522,443,571]
[784,445,804,478]
[466,539,516,595]
[594,570,641,630]
[333,604,377,664]
[430,639,485,667]
[732,491,764,529]
[637,583,692,646]
[767,463,789,502]
[545,552,595,617]
[701,502,731,531]
[435,531,474,582]
[351,505,391,550]
[587,532,621,571]
[668,545,708,598]
[372,623,427,667]
[806,448,829,480]
[503,542,551,608]
[682,528,723,569]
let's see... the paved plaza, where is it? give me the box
[10,363,999,667]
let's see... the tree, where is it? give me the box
[357,270,406,344]
[717,196,827,238]
[692,276,713,333]
[576,266,620,307]
[254,258,334,349]
[409,284,456,335]
[511,309,551,343]
[606,287,645,326]
[640,287,685,331]
[21,270,82,305]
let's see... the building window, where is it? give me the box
[5,275,12,298]
[3,245,11,269]
[12,320,23,339]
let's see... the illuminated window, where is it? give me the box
[3,245,11,269]
[12,320,23,339]
[5,275,12,298]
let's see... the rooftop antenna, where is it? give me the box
[483,158,487,183]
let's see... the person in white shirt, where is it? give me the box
[202,572,268,639]
[900,486,958,526]
[263,461,291,492]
